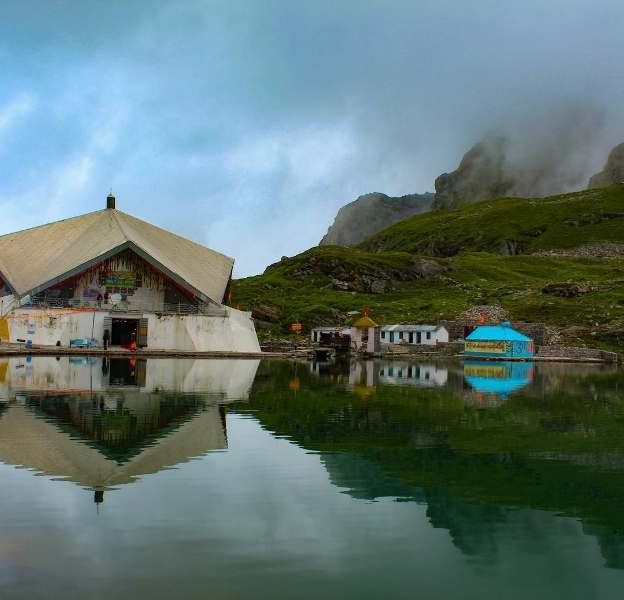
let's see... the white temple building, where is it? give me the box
[0,194,259,353]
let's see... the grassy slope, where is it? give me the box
[359,185,624,255]
[233,186,624,349]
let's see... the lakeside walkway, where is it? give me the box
[0,344,296,359]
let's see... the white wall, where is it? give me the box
[145,307,260,352]
[3,306,260,353]
[0,294,16,317]
[348,326,378,353]
[380,326,449,346]
[7,309,105,346]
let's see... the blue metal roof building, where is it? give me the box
[464,321,535,358]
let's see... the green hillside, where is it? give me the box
[233,185,624,351]
[360,185,624,255]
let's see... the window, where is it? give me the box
[426,332,431,340]
[399,331,403,339]
[381,331,386,339]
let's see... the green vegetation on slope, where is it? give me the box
[233,186,624,349]
[360,185,624,255]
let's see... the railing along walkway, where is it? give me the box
[22,298,228,317]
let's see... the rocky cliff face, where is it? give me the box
[588,143,624,188]
[433,129,599,210]
[433,136,514,210]
[320,192,433,246]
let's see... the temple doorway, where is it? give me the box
[111,318,138,346]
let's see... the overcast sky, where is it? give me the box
[1,1,623,276]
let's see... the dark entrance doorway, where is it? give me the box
[111,318,138,346]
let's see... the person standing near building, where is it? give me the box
[103,329,110,350]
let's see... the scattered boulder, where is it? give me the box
[411,257,451,277]
[331,279,351,291]
[498,239,521,255]
[458,305,510,323]
[588,142,624,188]
[370,279,391,294]
[252,303,281,323]
[286,252,449,295]
[542,283,596,297]
[533,242,624,258]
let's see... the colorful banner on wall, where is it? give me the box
[105,272,136,289]
[465,340,510,354]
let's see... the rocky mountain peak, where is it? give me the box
[588,142,624,189]
[433,135,514,210]
[319,192,433,246]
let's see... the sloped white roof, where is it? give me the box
[0,208,234,303]
[381,324,444,332]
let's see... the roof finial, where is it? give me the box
[106,190,116,210]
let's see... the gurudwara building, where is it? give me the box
[0,194,260,353]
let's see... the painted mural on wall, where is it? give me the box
[73,250,166,302]
[465,341,509,354]
[104,272,137,290]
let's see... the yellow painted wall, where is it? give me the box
[0,318,9,342]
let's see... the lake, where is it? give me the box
[1,355,624,599]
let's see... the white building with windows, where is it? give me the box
[380,324,449,347]
[0,194,260,353]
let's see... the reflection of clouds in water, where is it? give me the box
[1,413,620,598]
[1,358,624,596]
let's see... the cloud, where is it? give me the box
[1,0,624,275]
[0,93,35,135]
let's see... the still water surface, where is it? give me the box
[1,356,624,598]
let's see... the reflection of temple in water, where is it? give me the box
[0,356,258,502]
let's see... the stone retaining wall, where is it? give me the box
[384,341,463,355]
[537,345,619,363]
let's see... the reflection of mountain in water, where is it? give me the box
[0,356,259,500]
[242,359,624,568]
[322,452,424,502]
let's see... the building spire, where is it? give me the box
[106,190,116,209]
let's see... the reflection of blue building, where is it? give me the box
[465,322,534,358]
[464,361,534,397]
